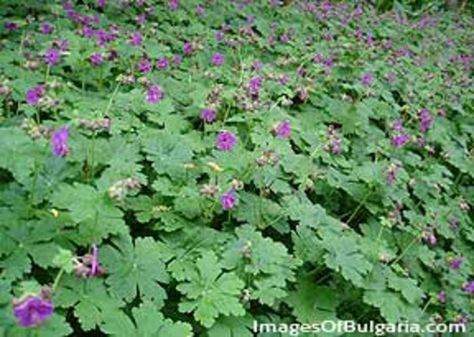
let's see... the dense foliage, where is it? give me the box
[0,1,473,336]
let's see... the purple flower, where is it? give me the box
[183,41,193,54]
[157,57,169,70]
[216,131,237,151]
[82,25,94,38]
[13,295,53,327]
[73,243,105,278]
[220,189,237,209]
[391,133,410,148]
[248,76,263,96]
[360,72,374,86]
[386,165,397,186]
[331,137,342,154]
[215,31,224,41]
[5,21,18,31]
[280,34,290,43]
[449,257,463,270]
[449,217,459,231]
[26,85,45,106]
[51,126,70,157]
[44,48,61,65]
[251,60,263,71]
[437,290,446,303]
[147,85,164,104]
[419,108,432,133]
[39,23,54,35]
[97,0,106,7]
[169,0,178,10]
[129,32,143,46]
[386,72,397,82]
[89,52,103,66]
[196,4,205,16]
[137,58,152,73]
[463,281,474,295]
[200,108,216,123]
[173,54,182,65]
[273,120,291,139]
[211,52,224,66]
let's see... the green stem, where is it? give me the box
[346,191,371,224]
[391,235,419,266]
[45,64,51,83]
[104,83,121,117]
[52,268,65,292]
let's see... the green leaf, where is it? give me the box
[177,251,245,328]
[101,234,170,306]
[52,248,74,273]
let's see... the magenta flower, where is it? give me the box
[390,119,410,148]
[280,34,290,43]
[200,108,216,123]
[195,4,205,16]
[463,281,474,295]
[386,164,397,185]
[419,108,432,133]
[220,189,237,210]
[26,85,45,106]
[169,0,178,10]
[216,131,237,151]
[39,23,54,35]
[183,41,193,54]
[248,76,263,96]
[147,85,164,104]
[73,243,105,278]
[449,257,463,270]
[129,32,143,46]
[360,72,374,86]
[5,21,18,31]
[97,0,106,7]
[44,48,61,65]
[51,126,70,157]
[215,31,224,41]
[211,52,224,66]
[13,295,53,327]
[157,57,169,69]
[437,290,446,303]
[173,54,182,65]
[89,52,103,66]
[273,120,291,139]
[137,58,152,73]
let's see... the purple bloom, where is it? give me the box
[82,25,94,38]
[200,108,216,123]
[386,165,397,186]
[44,48,61,65]
[137,58,152,73]
[280,34,290,43]
[251,60,263,71]
[419,108,432,133]
[360,72,374,86]
[386,72,397,82]
[26,85,45,106]
[248,76,263,96]
[437,290,446,303]
[215,31,224,41]
[391,133,410,148]
[39,23,54,35]
[169,0,179,10]
[173,54,182,65]
[449,257,463,270]
[147,85,164,104]
[74,243,105,278]
[273,120,291,139]
[331,137,342,154]
[463,281,474,295]
[183,42,193,54]
[129,32,143,46]
[216,131,237,151]
[97,0,106,7]
[5,21,18,31]
[13,295,53,327]
[211,52,224,66]
[449,217,459,231]
[157,57,169,69]
[89,52,103,66]
[195,4,205,16]
[220,189,237,209]
[51,126,70,157]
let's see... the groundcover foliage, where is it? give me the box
[0,0,473,336]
